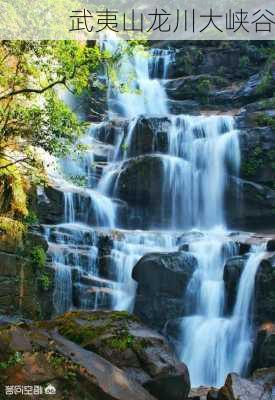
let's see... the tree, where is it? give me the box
[0,40,102,167]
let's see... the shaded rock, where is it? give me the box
[237,124,275,187]
[0,318,157,400]
[217,373,271,400]
[188,386,215,400]
[167,99,200,115]
[34,186,65,225]
[41,311,190,400]
[113,155,167,228]
[225,177,275,231]
[223,256,247,314]
[125,117,170,157]
[254,256,275,324]
[165,75,228,104]
[252,367,275,391]
[234,68,275,104]
[252,324,275,370]
[133,252,197,329]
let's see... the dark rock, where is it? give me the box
[0,318,157,400]
[236,122,275,186]
[223,256,246,314]
[254,258,275,324]
[225,177,275,231]
[223,252,275,324]
[165,75,228,103]
[267,240,275,251]
[207,388,219,400]
[217,373,271,400]
[133,252,196,298]
[251,324,275,372]
[234,68,275,104]
[133,252,197,329]
[35,186,65,225]
[124,117,170,157]
[45,311,190,400]
[251,367,275,391]
[167,99,200,115]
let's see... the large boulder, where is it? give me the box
[0,317,157,400]
[234,64,275,105]
[254,255,275,324]
[125,117,169,157]
[42,310,191,400]
[165,75,228,104]
[217,373,271,400]
[223,256,247,314]
[113,154,194,229]
[0,248,54,320]
[167,42,267,80]
[236,99,275,187]
[225,177,275,231]
[223,253,275,324]
[132,252,197,329]
[252,324,275,370]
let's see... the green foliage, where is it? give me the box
[23,210,38,225]
[242,146,264,177]
[239,56,250,77]
[0,216,26,244]
[256,71,273,96]
[30,246,46,269]
[254,113,275,129]
[0,159,29,217]
[197,79,212,102]
[38,273,51,291]
[0,352,24,369]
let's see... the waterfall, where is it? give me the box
[180,242,266,387]
[40,37,263,388]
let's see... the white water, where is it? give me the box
[41,36,266,387]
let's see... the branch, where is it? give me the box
[0,157,29,169]
[0,77,67,101]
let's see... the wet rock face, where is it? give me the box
[132,252,197,329]
[217,373,272,400]
[223,256,247,314]
[225,177,275,231]
[0,311,190,400]
[252,325,275,370]
[223,253,275,325]
[125,117,170,158]
[254,258,275,324]
[0,231,54,320]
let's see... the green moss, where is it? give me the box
[258,97,275,109]
[23,210,39,225]
[58,318,108,346]
[254,113,275,129]
[38,273,51,290]
[30,246,46,269]
[104,333,135,351]
[242,146,265,177]
[256,71,273,96]
[197,79,212,100]
[0,352,24,370]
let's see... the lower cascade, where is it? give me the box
[39,37,269,389]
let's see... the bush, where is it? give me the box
[30,246,46,269]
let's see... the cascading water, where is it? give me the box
[40,36,265,388]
